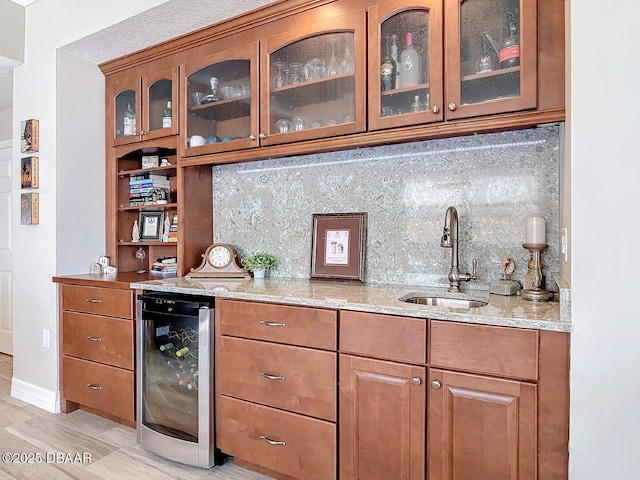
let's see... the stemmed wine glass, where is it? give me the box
[272,61,287,88]
[326,36,340,77]
[288,62,303,84]
[135,247,147,273]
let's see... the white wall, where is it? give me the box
[56,51,105,274]
[10,0,171,410]
[569,1,640,479]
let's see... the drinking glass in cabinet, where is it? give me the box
[272,61,287,88]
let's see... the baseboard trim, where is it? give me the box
[11,377,60,413]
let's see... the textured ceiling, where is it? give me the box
[0,0,278,112]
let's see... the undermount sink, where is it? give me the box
[402,296,488,309]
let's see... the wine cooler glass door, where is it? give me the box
[137,293,215,468]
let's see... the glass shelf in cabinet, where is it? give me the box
[270,74,354,110]
[189,96,251,122]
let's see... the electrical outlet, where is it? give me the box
[42,329,50,349]
[561,227,568,262]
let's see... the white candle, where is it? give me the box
[525,217,546,244]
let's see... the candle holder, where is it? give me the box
[521,243,553,302]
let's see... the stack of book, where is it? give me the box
[168,214,178,243]
[151,256,177,276]
[129,173,171,206]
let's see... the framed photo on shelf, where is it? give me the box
[311,212,367,282]
[139,211,163,241]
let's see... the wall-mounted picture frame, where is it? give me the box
[139,211,163,241]
[20,192,39,225]
[20,119,39,153]
[21,156,39,189]
[311,212,367,282]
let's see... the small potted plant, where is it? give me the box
[241,252,278,279]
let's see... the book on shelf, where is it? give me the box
[156,256,177,264]
[130,172,169,182]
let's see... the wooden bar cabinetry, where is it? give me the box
[53,274,141,428]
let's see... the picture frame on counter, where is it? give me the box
[139,211,163,241]
[311,212,367,282]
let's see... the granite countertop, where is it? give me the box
[130,277,571,332]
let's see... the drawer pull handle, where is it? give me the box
[259,320,286,327]
[259,435,286,446]
[86,336,103,342]
[85,298,103,303]
[258,372,286,381]
[86,384,103,390]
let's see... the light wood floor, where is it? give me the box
[0,353,272,480]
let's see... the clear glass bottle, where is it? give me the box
[340,43,355,74]
[123,102,136,136]
[399,32,421,87]
[380,36,397,91]
[162,101,172,128]
[390,34,400,88]
[411,95,421,112]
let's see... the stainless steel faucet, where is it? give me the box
[441,206,478,293]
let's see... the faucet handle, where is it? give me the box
[471,258,478,279]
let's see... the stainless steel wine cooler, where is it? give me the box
[136,292,219,468]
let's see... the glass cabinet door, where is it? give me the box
[109,71,142,146]
[260,11,366,146]
[368,0,443,131]
[143,66,179,140]
[445,0,537,120]
[182,43,258,157]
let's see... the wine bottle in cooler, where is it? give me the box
[399,32,421,87]
[380,36,397,91]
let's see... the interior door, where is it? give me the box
[0,140,13,355]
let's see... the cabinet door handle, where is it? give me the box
[431,380,442,389]
[411,377,422,386]
[86,384,103,390]
[85,298,103,303]
[259,133,267,139]
[259,371,286,381]
[249,134,256,141]
[86,336,103,342]
[259,435,286,446]
[448,102,457,111]
[431,105,440,114]
[259,320,287,327]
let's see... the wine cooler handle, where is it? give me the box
[258,371,286,381]
[85,298,103,303]
[259,435,286,446]
[86,336,103,342]
[86,384,103,390]
[259,320,287,327]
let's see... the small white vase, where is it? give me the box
[253,269,265,279]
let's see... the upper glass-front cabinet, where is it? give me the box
[445,0,537,119]
[109,66,178,146]
[369,0,444,131]
[260,11,366,146]
[182,43,259,157]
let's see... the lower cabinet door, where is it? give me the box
[62,356,134,421]
[339,354,426,480]
[218,395,336,480]
[428,368,537,480]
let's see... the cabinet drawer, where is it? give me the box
[429,320,539,381]
[62,311,134,369]
[339,311,427,364]
[218,396,336,480]
[216,299,336,350]
[62,284,133,318]
[62,356,134,421]
[218,336,336,421]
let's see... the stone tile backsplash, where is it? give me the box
[213,125,560,290]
